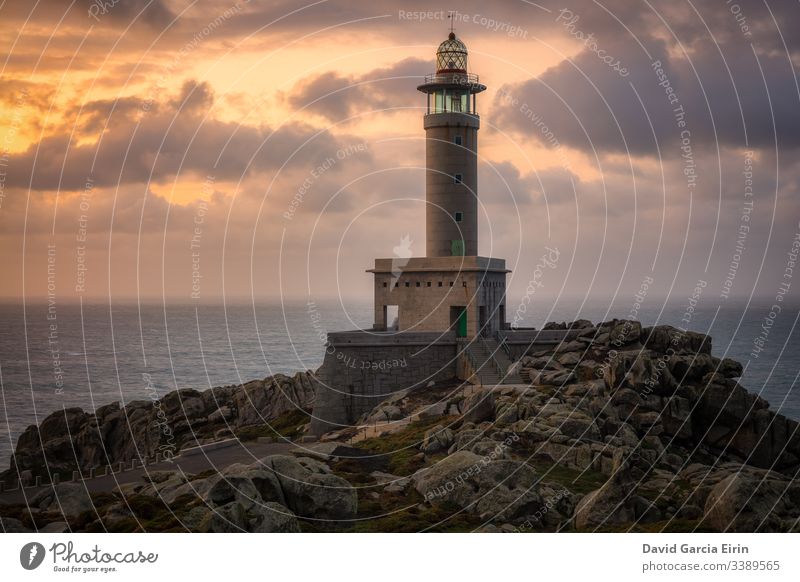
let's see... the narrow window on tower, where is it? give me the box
[454,135,462,146]
[435,91,445,113]
[454,173,462,184]
[455,212,463,222]
[451,92,462,112]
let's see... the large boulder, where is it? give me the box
[135,471,216,505]
[422,426,455,454]
[29,483,95,517]
[232,373,315,427]
[609,320,642,346]
[643,325,711,355]
[702,473,799,532]
[462,389,495,424]
[200,500,301,533]
[693,377,800,471]
[574,451,660,530]
[202,462,287,507]
[668,353,718,383]
[604,350,677,396]
[718,358,744,378]
[252,455,357,520]
[412,451,542,520]
[193,454,354,531]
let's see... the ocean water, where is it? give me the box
[0,298,798,466]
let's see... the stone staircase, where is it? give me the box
[464,337,523,386]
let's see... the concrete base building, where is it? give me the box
[369,256,509,338]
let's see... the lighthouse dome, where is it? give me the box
[436,32,468,73]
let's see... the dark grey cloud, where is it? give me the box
[286,57,429,122]
[1,0,176,30]
[490,0,800,156]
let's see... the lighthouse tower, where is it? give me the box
[310,31,525,437]
[368,31,508,339]
[417,32,486,258]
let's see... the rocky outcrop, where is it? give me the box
[461,388,495,424]
[515,321,800,474]
[3,318,799,533]
[40,454,357,532]
[29,483,95,517]
[1,371,316,486]
[411,450,542,521]
[421,426,455,454]
[701,470,800,532]
[251,455,357,520]
[574,451,660,530]
[344,318,798,532]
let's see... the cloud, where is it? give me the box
[5,80,370,191]
[285,57,429,122]
[490,1,800,156]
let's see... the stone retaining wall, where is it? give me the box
[309,331,458,436]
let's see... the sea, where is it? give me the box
[1,298,798,466]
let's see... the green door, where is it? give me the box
[457,308,467,338]
[451,239,465,256]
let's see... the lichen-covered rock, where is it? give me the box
[609,320,642,345]
[702,473,799,532]
[643,325,711,355]
[604,350,677,396]
[200,500,301,533]
[29,482,95,517]
[412,451,542,520]
[462,389,495,424]
[1,371,316,487]
[422,426,454,454]
[574,451,660,530]
[250,455,357,520]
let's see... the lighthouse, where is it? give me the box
[368,31,508,339]
[311,31,524,436]
[417,32,486,258]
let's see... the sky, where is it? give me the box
[1,0,799,313]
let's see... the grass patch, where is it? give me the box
[354,416,456,476]
[508,435,607,495]
[531,461,607,496]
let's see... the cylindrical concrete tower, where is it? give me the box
[417,33,486,258]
